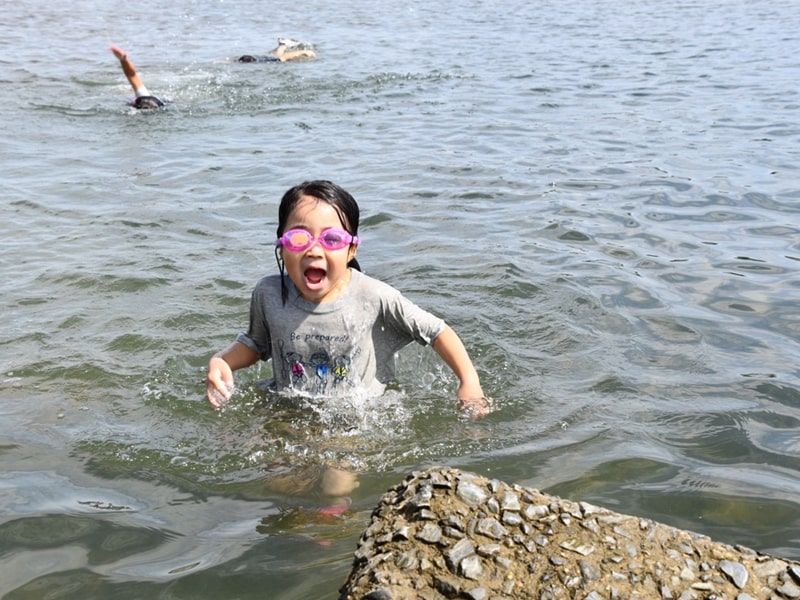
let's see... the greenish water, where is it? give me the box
[2,0,800,597]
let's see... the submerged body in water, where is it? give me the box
[236,38,316,63]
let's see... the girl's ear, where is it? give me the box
[348,244,358,263]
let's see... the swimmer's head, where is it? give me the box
[133,96,165,110]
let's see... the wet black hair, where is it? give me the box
[237,55,279,63]
[275,180,362,304]
[133,95,165,110]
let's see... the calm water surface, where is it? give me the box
[2,0,800,597]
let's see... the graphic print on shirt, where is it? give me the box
[283,351,307,387]
[280,339,359,394]
[308,351,330,394]
[333,355,351,386]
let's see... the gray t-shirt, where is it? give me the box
[235,269,445,397]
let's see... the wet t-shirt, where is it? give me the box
[235,269,445,397]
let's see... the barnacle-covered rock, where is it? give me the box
[339,467,800,600]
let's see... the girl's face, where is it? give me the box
[279,195,358,303]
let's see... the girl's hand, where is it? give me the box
[456,380,493,418]
[457,394,493,418]
[206,356,235,407]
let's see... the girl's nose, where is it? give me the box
[306,238,325,255]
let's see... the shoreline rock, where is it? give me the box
[339,467,800,599]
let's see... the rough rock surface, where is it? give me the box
[339,467,800,600]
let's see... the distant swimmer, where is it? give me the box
[109,44,165,109]
[236,38,316,63]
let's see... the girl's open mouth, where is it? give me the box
[304,267,327,286]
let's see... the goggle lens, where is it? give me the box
[276,228,359,252]
[286,230,313,249]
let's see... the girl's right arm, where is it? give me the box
[431,325,491,416]
[206,341,260,407]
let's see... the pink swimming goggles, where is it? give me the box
[275,228,360,252]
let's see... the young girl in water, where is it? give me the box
[206,180,491,417]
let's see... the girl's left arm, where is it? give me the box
[432,325,491,416]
